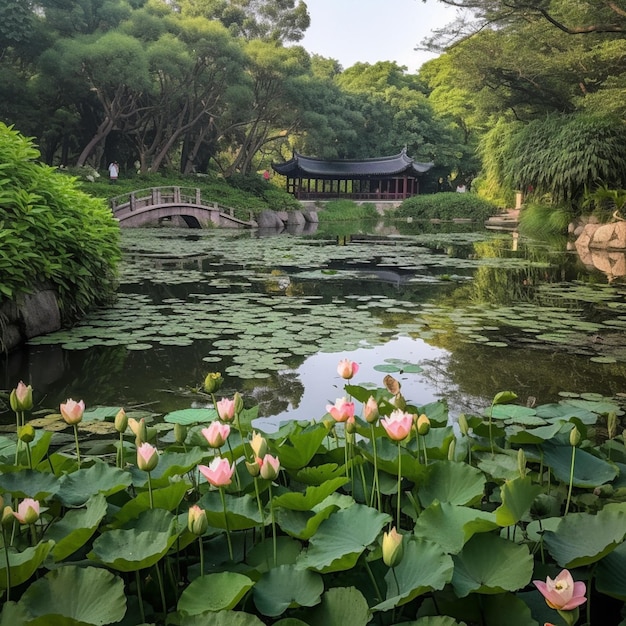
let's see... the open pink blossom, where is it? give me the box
[380,409,414,441]
[199,457,235,487]
[533,569,587,611]
[202,422,230,448]
[60,398,85,425]
[216,398,236,422]
[337,359,359,380]
[13,498,40,525]
[326,397,355,423]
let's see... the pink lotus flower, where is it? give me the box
[326,397,355,423]
[380,409,414,441]
[60,398,85,425]
[187,504,208,536]
[337,358,359,380]
[258,454,280,481]
[202,422,230,448]
[216,398,236,422]
[533,569,587,611]
[10,381,33,412]
[13,498,40,525]
[199,457,235,487]
[136,442,159,472]
[364,396,379,423]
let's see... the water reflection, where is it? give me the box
[3,223,626,428]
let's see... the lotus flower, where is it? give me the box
[199,457,235,487]
[533,569,587,611]
[187,505,208,536]
[382,527,404,567]
[13,498,40,525]
[326,397,355,423]
[10,381,33,412]
[380,409,413,441]
[216,397,236,422]
[258,454,280,481]
[60,398,85,425]
[364,396,379,423]
[337,358,359,380]
[136,442,159,472]
[202,421,230,448]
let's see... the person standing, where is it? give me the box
[108,161,119,183]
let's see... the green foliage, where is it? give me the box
[317,200,379,222]
[0,123,120,321]
[519,203,573,238]
[582,184,626,221]
[395,193,498,221]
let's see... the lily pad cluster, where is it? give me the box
[1,368,625,625]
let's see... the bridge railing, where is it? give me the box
[109,186,255,224]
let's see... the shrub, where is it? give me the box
[0,123,120,322]
[318,200,379,222]
[395,192,498,221]
[519,202,572,237]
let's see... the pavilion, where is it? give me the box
[271,148,434,201]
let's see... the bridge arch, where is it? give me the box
[109,187,256,228]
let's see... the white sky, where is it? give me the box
[300,0,457,73]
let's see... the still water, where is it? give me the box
[3,221,626,430]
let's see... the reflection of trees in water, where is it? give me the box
[245,370,305,418]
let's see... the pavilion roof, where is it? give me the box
[272,148,434,178]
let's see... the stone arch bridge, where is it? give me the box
[109,186,257,228]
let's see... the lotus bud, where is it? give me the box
[175,423,187,445]
[187,505,208,536]
[458,414,469,436]
[60,398,85,426]
[364,396,379,423]
[250,431,268,458]
[447,438,456,461]
[1,506,13,526]
[346,416,357,434]
[517,448,527,478]
[416,414,430,436]
[114,409,128,433]
[10,381,33,412]
[246,459,261,477]
[129,417,148,445]
[18,424,35,443]
[322,418,334,432]
[607,412,617,440]
[203,372,223,394]
[570,426,581,447]
[14,498,40,525]
[392,393,406,410]
[259,454,280,481]
[233,391,244,415]
[382,527,404,567]
[136,442,159,472]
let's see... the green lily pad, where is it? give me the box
[178,572,254,615]
[253,565,323,616]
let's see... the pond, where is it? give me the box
[3,219,626,430]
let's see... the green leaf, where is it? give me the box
[57,461,132,506]
[413,502,498,554]
[17,565,126,624]
[543,503,626,568]
[0,541,54,590]
[275,505,338,540]
[305,587,371,626]
[494,477,542,527]
[47,494,108,562]
[451,534,533,597]
[418,461,486,508]
[88,508,179,572]
[540,442,618,487]
[169,609,265,625]
[252,565,323,616]
[374,538,454,611]
[177,572,254,615]
[0,469,60,499]
[164,408,218,425]
[492,391,518,405]
[271,424,328,470]
[272,477,348,511]
[596,539,626,601]
[199,491,262,531]
[297,504,390,573]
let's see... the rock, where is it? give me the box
[257,210,284,229]
[302,210,319,223]
[287,211,306,227]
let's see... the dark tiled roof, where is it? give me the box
[272,149,434,178]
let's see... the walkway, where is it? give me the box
[109,186,256,228]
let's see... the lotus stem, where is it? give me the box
[564,445,576,516]
[396,441,402,530]
[268,482,277,566]
[363,557,382,603]
[253,478,266,546]
[136,570,146,624]
[145,472,154,508]
[198,536,204,577]
[73,424,81,468]
[1,527,11,602]
[422,436,428,466]
[488,402,495,456]
[117,432,124,468]
[370,424,381,511]
[226,439,241,491]
[25,441,32,470]
[155,561,167,615]
[219,487,233,561]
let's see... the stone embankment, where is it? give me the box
[573,219,626,280]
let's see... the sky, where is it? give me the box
[299,0,458,73]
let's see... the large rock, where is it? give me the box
[257,210,284,229]
[576,221,626,250]
[287,211,306,227]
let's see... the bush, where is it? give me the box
[394,192,498,221]
[519,202,573,237]
[318,200,379,222]
[0,123,120,322]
